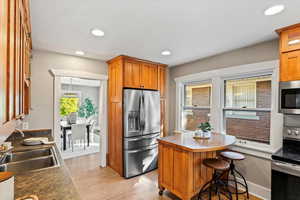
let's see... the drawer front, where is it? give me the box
[281,27,300,52]
[124,144,158,178]
[124,133,159,150]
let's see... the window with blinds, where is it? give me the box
[223,75,272,144]
[181,82,212,131]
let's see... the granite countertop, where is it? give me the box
[6,129,81,200]
[158,132,236,152]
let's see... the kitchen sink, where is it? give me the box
[11,148,52,162]
[0,147,60,174]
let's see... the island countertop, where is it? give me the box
[157,132,236,153]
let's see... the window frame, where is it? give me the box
[180,80,212,131]
[222,74,273,144]
[175,60,283,157]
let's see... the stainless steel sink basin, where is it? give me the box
[6,156,57,173]
[11,148,52,162]
[0,147,60,174]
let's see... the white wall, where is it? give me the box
[28,50,107,130]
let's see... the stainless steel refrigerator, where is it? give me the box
[123,89,160,178]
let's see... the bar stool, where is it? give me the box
[198,158,232,200]
[220,151,249,200]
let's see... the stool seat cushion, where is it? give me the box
[203,158,230,171]
[220,151,245,160]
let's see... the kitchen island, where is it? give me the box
[158,132,236,200]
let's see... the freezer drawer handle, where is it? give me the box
[126,134,159,141]
[126,145,158,153]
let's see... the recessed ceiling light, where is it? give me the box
[75,51,85,56]
[161,50,171,56]
[264,5,285,16]
[91,28,105,37]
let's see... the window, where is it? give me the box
[223,75,272,144]
[181,83,212,131]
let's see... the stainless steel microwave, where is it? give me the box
[279,81,300,114]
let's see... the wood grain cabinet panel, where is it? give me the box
[280,27,300,53]
[277,24,300,82]
[140,63,158,90]
[0,0,31,128]
[123,61,140,88]
[280,50,300,81]
[160,144,174,190]
[0,0,9,124]
[158,66,166,98]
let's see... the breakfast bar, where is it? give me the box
[158,132,236,200]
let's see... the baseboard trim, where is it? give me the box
[231,177,271,200]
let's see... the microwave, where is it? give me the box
[279,81,300,114]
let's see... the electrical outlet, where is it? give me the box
[22,122,29,130]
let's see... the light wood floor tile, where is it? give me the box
[65,153,261,200]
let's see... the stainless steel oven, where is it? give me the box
[279,81,300,114]
[272,115,300,200]
[272,160,300,200]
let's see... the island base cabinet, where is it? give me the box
[158,143,216,200]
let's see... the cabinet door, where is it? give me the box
[0,0,9,124]
[124,61,140,88]
[159,144,174,190]
[281,27,300,53]
[108,59,123,102]
[8,0,16,119]
[158,66,166,98]
[140,63,158,90]
[14,1,20,116]
[281,50,300,81]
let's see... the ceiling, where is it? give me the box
[30,0,300,66]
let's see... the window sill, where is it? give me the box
[229,142,280,160]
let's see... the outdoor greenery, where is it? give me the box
[60,97,79,116]
[78,98,98,119]
[198,122,212,132]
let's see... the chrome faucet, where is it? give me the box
[15,128,25,137]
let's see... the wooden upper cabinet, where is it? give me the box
[123,61,140,88]
[140,63,158,90]
[279,27,300,53]
[277,23,300,82]
[158,66,166,98]
[123,57,160,90]
[280,50,300,82]
[108,58,123,102]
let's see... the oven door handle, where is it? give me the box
[273,160,300,173]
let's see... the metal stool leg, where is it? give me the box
[234,168,249,199]
[232,169,239,200]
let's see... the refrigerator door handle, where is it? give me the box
[139,94,145,130]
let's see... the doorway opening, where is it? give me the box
[50,69,108,167]
[59,77,101,159]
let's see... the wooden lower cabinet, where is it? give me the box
[158,143,216,200]
[108,101,123,176]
